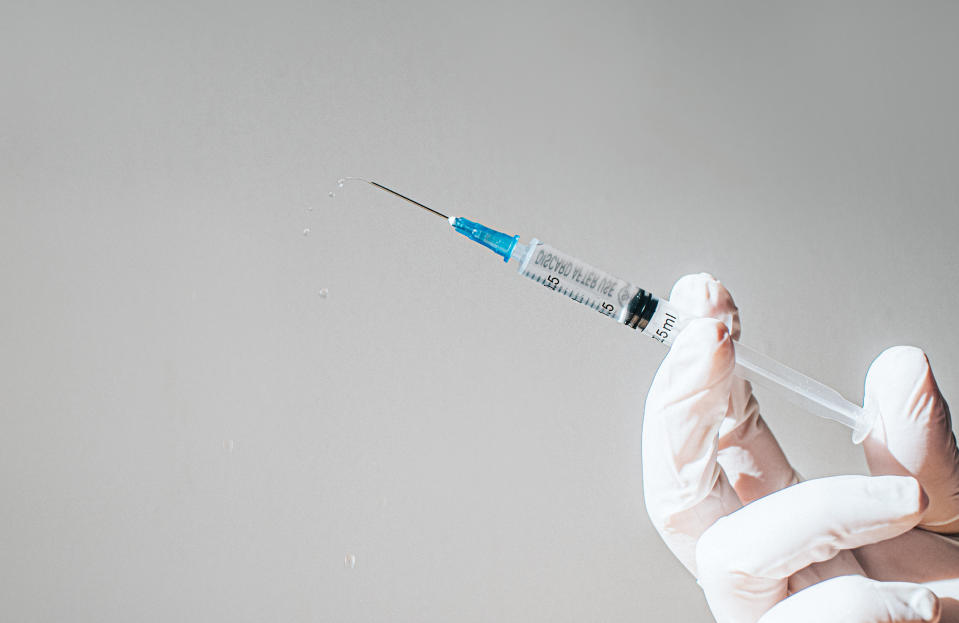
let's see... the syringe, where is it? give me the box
[354,179,878,443]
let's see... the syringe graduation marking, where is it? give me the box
[524,268,604,312]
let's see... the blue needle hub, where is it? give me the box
[449,217,520,262]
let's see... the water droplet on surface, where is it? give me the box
[336,179,346,188]
[344,554,356,569]
[328,191,335,198]
[318,288,329,298]
[302,228,311,236]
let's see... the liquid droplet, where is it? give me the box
[302,228,311,236]
[328,191,335,198]
[336,179,346,188]
[318,288,329,298]
[344,554,356,569]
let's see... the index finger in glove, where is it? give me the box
[863,346,959,532]
[642,316,742,574]
[669,273,799,504]
[696,475,928,623]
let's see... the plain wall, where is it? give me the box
[3,1,959,621]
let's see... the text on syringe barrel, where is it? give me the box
[517,241,687,346]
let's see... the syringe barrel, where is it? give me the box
[510,238,688,343]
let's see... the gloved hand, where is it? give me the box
[642,273,959,623]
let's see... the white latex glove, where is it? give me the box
[642,273,959,623]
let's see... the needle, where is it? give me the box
[339,177,449,220]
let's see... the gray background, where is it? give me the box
[3,1,958,621]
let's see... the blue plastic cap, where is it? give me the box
[450,217,520,262]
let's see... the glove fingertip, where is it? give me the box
[909,586,941,622]
[865,346,931,395]
[878,475,929,516]
[760,577,941,623]
[668,273,740,339]
[669,273,723,312]
[863,345,947,436]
